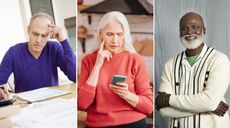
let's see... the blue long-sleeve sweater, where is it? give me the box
[0,39,76,92]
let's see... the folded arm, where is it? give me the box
[157,55,230,118]
[157,59,198,117]
[169,54,230,112]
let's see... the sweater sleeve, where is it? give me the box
[57,39,76,82]
[158,59,197,117]
[159,107,196,118]
[133,56,153,115]
[77,56,96,109]
[169,54,230,113]
[0,47,14,85]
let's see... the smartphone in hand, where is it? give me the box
[111,75,126,85]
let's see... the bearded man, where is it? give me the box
[156,12,230,128]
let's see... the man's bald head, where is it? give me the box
[180,12,204,28]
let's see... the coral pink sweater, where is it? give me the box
[78,51,153,127]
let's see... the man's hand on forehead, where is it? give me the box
[46,24,56,37]
[47,24,54,32]
[46,24,66,42]
[48,24,56,28]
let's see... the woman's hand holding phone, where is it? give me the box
[110,82,139,107]
[110,75,139,107]
[95,41,112,68]
[110,75,128,98]
[110,82,129,98]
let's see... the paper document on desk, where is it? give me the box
[16,87,70,102]
[10,98,76,128]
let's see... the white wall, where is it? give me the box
[18,0,32,30]
[0,0,27,62]
[52,0,76,30]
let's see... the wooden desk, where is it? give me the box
[78,110,87,128]
[50,83,76,99]
[0,83,76,128]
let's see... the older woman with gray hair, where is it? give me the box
[78,11,153,128]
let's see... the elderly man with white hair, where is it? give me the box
[156,12,230,128]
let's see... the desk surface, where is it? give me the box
[50,83,76,99]
[78,110,87,128]
[0,83,76,128]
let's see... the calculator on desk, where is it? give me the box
[0,97,16,107]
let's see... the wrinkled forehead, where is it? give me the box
[180,13,204,27]
[101,21,124,32]
[30,17,52,30]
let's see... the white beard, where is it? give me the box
[180,33,204,49]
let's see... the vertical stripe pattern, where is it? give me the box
[170,47,214,128]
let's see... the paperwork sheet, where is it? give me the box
[16,87,70,102]
[10,98,76,128]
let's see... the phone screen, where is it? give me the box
[111,75,126,85]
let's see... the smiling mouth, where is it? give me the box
[184,35,197,40]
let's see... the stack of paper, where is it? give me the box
[10,98,76,128]
[16,87,70,102]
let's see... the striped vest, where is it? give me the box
[170,47,215,128]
